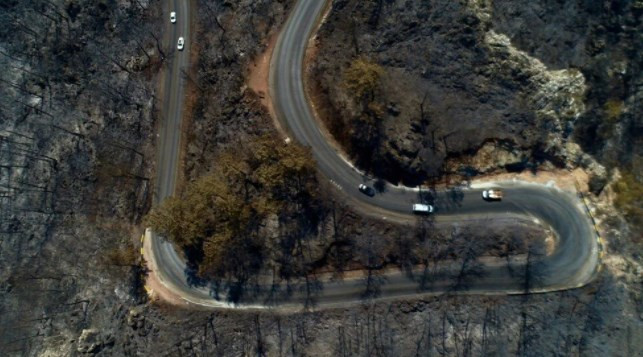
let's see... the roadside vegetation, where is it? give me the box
[612,170,643,232]
[341,57,386,172]
[343,57,384,101]
[146,135,326,286]
[103,240,148,302]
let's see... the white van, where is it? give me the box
[412,204,434,214]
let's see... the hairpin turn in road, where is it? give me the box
[147,0,600,309]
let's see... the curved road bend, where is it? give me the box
[148,0,600,309]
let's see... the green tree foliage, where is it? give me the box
[604,99,624,122]
[343,57,384,101]
[613,171,643,230]
[104,244,139,267]
[341,58,386,169]
[145,135,321,281]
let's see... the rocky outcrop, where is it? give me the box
[77,329,114,354]
[484,0,642,177]
[310,0,640,186]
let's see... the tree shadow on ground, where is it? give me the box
[448,185,465,207]
[207,276,262,305]
[417,186,436,205]
[361,268,387,301]
[183,245,207,288]
[373,178,387,193]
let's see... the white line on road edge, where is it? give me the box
[329,179,343,190]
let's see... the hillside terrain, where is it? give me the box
[0,0,295,354]
[307,0,642,354]
[0,0,640,356]
[0,0,160,354]
[311,0,641,191]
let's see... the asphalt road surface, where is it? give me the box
[149,0,196,302]
[149,0,600,309]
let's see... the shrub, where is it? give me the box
[343,57,384,101]
[604,99,624,122]
[613,170,643,229]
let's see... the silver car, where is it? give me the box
[412,204,434,214]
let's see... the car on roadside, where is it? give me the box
[177,37,184,51]
[482,189,503,201]
[170,11,177,23]
[358,184,375,197]
[412,203,434,214]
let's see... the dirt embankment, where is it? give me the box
[247,33,278,119]
[141,230,190,307]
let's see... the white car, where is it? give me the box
[412,204,434,214]
[482,189,503,201]
[177,37,184,51]
[170,12,177,23]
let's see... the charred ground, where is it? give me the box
[0,0,641,356]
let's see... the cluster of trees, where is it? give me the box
[342,57,386,171]
[146,135,325,285]
[343,57,384,101]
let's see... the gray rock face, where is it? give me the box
[77,329,102,354]
[489,0,642,176]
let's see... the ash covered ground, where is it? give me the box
[0,0,640,356]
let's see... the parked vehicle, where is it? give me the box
[412,204,434,214]
[482,189,503,201]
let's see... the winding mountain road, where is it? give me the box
[147,0,600,309]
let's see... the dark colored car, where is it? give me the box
[358,184,375,197]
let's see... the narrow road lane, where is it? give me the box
[149,0,199,302]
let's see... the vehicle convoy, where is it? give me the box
[482,189,503,200]
[358,184,375,197]
[177,37,184,50]
[412,203,434,214]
